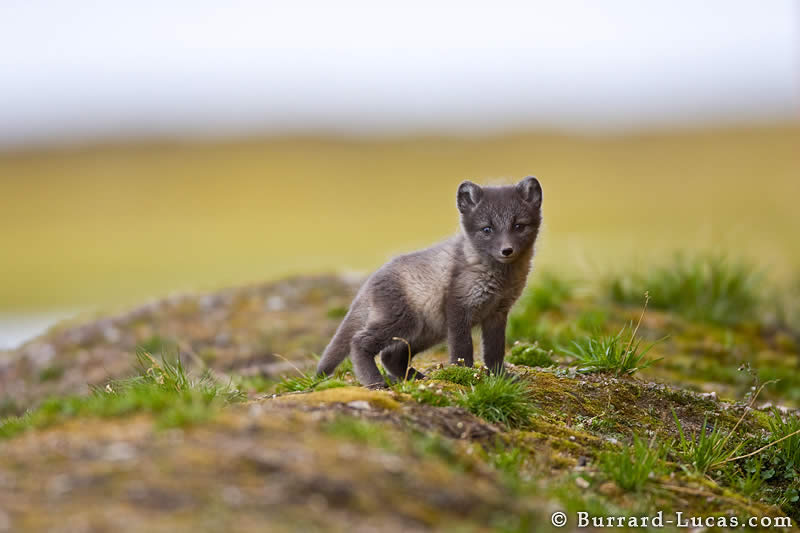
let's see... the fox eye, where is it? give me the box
[513,223,526,231]
[481,226,493,235]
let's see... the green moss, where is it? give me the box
[429,365,485,386]
[273,386,402,410]
[313,379,349,391]
[393,380,452,407]
[507,342,554,368]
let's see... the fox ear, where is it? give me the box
[457,181,483,213]
[516,176,542,208]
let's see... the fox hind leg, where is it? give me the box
[380,342,426,381]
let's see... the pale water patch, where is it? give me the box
[0,311,76,350]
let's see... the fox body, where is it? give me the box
[316,177,543,388]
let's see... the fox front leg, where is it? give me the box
[481,311,508,374]
[446,302,473,367]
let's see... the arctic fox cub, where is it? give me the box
[317,177,543,388]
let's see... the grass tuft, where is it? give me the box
[598,436,666,491]
[273,354,349,393]
[672,410,743,474]
[0,349,246,439]
[119,350,246,403]
[459,374,536,429]
[274,372,348,393]
[767,409,800,470]
[610,253,762,325]
[563,325,661,375]
[726,458,765,498]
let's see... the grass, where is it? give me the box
[0,397,21,418]
[0,350,245,439]
[322,416,395,450]
[514,272,573,316]
[598,436,666,491]
[727,458,765,498]
[767,409,800,470]
[563,324,662,376]
[508,317,582,349]
[488,443,528,478]
[459,374,536,429]
[38,365,64,382]
[610,253,763,325]
[274,354,350,393]
[275,373,349,393]
[672,410,743,475]
[122,350,245,403]
[486,441,534,495]
[409,430,465,467]
[507,272,574,342]
[275,372,327,393]
[324,415,471,472]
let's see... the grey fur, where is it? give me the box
[316,177,543,388]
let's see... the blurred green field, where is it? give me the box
[1,123,798,312]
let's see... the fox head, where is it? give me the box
[456,177,542,264]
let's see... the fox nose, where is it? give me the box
[501,247,514,257]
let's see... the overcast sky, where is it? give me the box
[0,0,797,147]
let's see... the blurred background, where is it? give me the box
[1,0,798,348]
